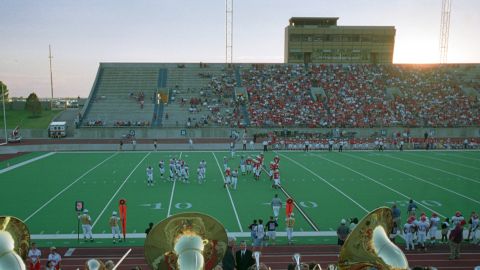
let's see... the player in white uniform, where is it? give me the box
[230,142,235,158]
[146,166,154,186]
[404,217,416,251]
[417,216,429,251]
[271,194,282,220]
[200,160,207,177]
[169,159,175,181]
[158,160,165,179]
[78,209,94,242]
[429,213,440,245]
[109,211,122,243]
[223,156,228,171]
[468,212,479,243]
[272,169,281,189]
[231,169,238,190]
[240,156,246,175]
[451,211,465,227]
[184,164,190,183]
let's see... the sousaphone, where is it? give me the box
[144,212,228,270]
[0,216,30,270]
[328,207,409,270]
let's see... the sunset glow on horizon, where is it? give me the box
[1,0,479,98]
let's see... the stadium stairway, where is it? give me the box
[82,65,159,126]
[162,65,225,127]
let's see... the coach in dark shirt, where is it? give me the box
[222,237,236,270]
[235,241,254,270]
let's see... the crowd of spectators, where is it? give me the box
[243,65,328,128]
[240,64,480,128]
[114,120,150,127]
[85,120,104,127]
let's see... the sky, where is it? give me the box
[0,0,479,98]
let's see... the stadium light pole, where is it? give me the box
[1,82,7,143]
[49,44,54,110]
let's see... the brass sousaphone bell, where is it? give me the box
[327,207,409,270]
[0,216,30,270]
[144,212,228,270]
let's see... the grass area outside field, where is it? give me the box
[0,108,63,129]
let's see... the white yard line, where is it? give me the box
[92,152,151,228]
[167,152,182,217]
[0,152,56,174]
[278,185,319,231]
[278,153,369,213]
[440,153,480,162]
[421,153,480,171]
[388,154,480,184]
[24,153,118,222]
[212,152,243,232]
[347,154,480,205]
[314,154,446,218]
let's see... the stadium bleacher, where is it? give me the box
[79,63,480,129]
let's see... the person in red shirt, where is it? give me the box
[449,220,465,260]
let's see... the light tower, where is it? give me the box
[225,0,233,66]
[49,45,54,108]
[439,0,452,64]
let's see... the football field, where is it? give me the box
[0,150,479,247]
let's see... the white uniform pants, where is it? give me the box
[82,224,93,239]
[272,206,280,218]
[112,226,121,238]
[286,228,293,242]
[231,177,237,189]
[405,233,414,250]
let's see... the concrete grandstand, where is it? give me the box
[74,63,480,138]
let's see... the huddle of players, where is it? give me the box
[223,154,281,189]
[147,158,208,186]
[402,210,479,251]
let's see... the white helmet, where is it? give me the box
[112,211,117,216]
[83,209,89,213]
